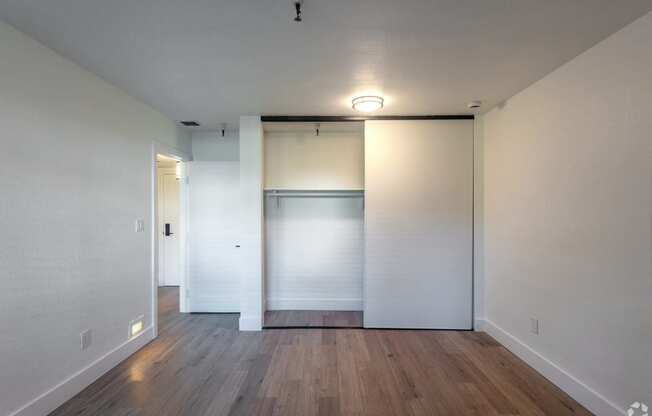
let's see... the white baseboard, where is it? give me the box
[474,317,486,331]
[189,296,239,313]
[266,297,363,311]
[479,319,624,416]
[9,326,155,416]
[239,315,262,331]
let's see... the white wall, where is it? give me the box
[264,129,364,190]
[238,116,264,330]
[0,21,190,416]
[265,195,364,310]
[191,130,239,161]
[481,11,652,416]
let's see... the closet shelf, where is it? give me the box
[264,189,364,198]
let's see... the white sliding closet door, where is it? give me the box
[187,161,241,312]
[364,120,473,329]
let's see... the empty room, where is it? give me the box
[1,1,650,416]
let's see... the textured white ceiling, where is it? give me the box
[2,0,651,129]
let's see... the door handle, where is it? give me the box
[164,223,174,236]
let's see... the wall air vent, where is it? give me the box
[180,121,200,127]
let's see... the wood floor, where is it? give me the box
[265,310,363,328]
[50,287,591,416]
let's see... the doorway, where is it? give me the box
[157,155,181,287]
[151,142,190,338]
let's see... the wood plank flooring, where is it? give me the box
[265,310,363,328]
[49,287,592,416]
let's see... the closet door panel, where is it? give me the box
[364,120,473,329]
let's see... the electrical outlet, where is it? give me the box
[530,318,539,335]
[135,219,145,233]
[80,329,92,350]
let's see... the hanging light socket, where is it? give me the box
[293,0,303,22]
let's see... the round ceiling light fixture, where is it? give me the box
[352,95,384,113]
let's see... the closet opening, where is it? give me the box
[262,122,365,328]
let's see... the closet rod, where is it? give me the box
[264,190,364,198]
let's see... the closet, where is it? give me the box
[263,122,364,327]
[186,117,474,330]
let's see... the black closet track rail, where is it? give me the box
[261,115,474,122]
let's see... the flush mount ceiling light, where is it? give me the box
[352,96,384,113]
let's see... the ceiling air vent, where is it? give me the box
[180,120,200,127]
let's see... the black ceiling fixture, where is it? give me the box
[293,0,303,22]
[180,120,200,127]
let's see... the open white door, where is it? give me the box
[187,161,241,312]
[364,119,474,329]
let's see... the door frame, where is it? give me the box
[151,141,191,338]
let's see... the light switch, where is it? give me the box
[80,329,92,350]
[531,318,539,335]
[135,219,145,233]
